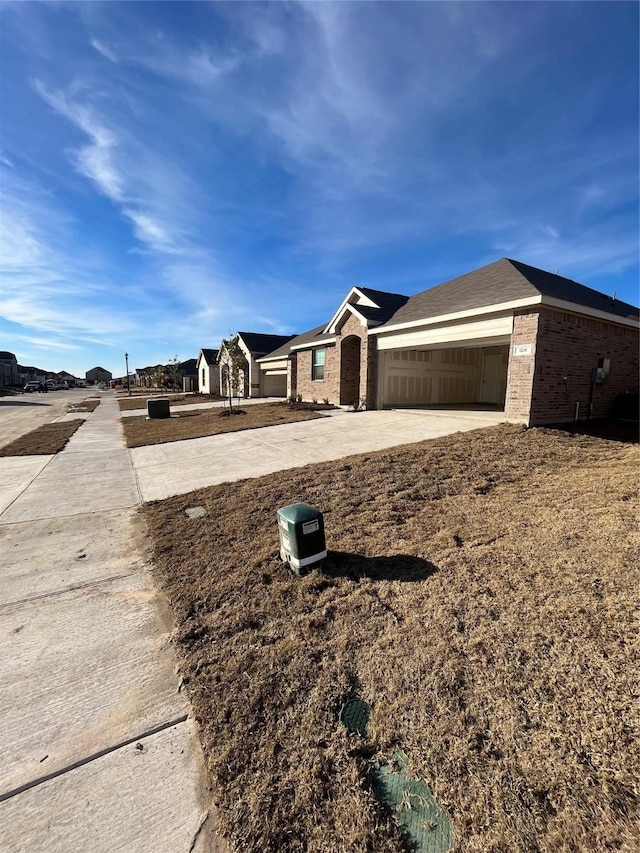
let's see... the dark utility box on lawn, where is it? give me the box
[147,397,171,419]
[277,503,327,575]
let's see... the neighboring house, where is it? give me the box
[258,258,639,426]
[219,332,296,398]
[0,351,19,387]
[196,349,220,395]
[133,365,162,387]
[179,358,197,392]
[86,366,113,384]
[55,370,77,387]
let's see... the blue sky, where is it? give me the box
[1,1,638,378]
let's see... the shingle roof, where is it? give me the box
[508,259,639,319]
[199,348,218,365]
[376,258,639,329]
[258,325,334,360]
[356,287,410,322]
[238,332,297,356]
[179,358,197,374]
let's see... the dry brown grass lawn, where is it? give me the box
[143,425,639,853]
[117,393,224,412]
[0,419,86,456]
[122,401,323,448]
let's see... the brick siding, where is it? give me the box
[529,307,639,425]
[292,312,379,407]
[295,345,338,402]
[504,311,539,423]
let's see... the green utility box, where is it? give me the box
[147,397,170,419]
[277,503,326,574]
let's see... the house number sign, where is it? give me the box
[513,344,532,356]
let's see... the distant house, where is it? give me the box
[257,258,639,425]
[0,351,19,387]
[196,349,220,395]
[134,365,159,387]
[86,366,112,385]
[178,358,198,393]
[219,332,296,398]
[56,370,77,387]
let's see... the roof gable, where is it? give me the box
[198,348,219,365]
[325,286,409,333]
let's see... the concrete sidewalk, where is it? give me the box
[130,407,504,501]
[0,394,502,851]
[0,395,220,852]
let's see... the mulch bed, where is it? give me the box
[0,420,86,456]
[121,401,324,448]
[143,424,640,852]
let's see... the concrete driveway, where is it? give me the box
[130,406,504,501]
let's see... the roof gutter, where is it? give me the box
[368,296,542,335]
[539,296,640,329]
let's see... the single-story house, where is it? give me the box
[196,349,220,395]
[86,366,112,384]
[257,258,639,426]
[219,332,296,398]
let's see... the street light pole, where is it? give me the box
[125,352,131,396]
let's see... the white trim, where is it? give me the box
[369,293,639,336]
[376,314,514,351]
[256,354,289,364]
[369,296,542,335]
[290,336,336,352]
[539,296,640,328]
[325,286,381,333]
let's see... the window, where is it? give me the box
[312,348,325,381]
[202,368,205,384]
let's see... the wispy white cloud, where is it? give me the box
[90,37,117,63]
[23,338,83,350]
[34,80,124,200]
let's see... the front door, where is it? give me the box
[480,354,501,405]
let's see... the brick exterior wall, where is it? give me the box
[505,307,639,425]
[292,312,380,407]
[504,311,539,423]
[529,307,639,425]
[295,344,338,402]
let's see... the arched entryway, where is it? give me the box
[340,335,361,405]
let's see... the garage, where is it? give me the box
[380,344,510,408]
[262,369,287,397]
[374,307,513,411]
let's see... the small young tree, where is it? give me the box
[166,355,183,391]
[152,365,166,389]
[220,335,248,412]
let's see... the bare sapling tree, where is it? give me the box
[166,355,183,391]
[220,335,248,412]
